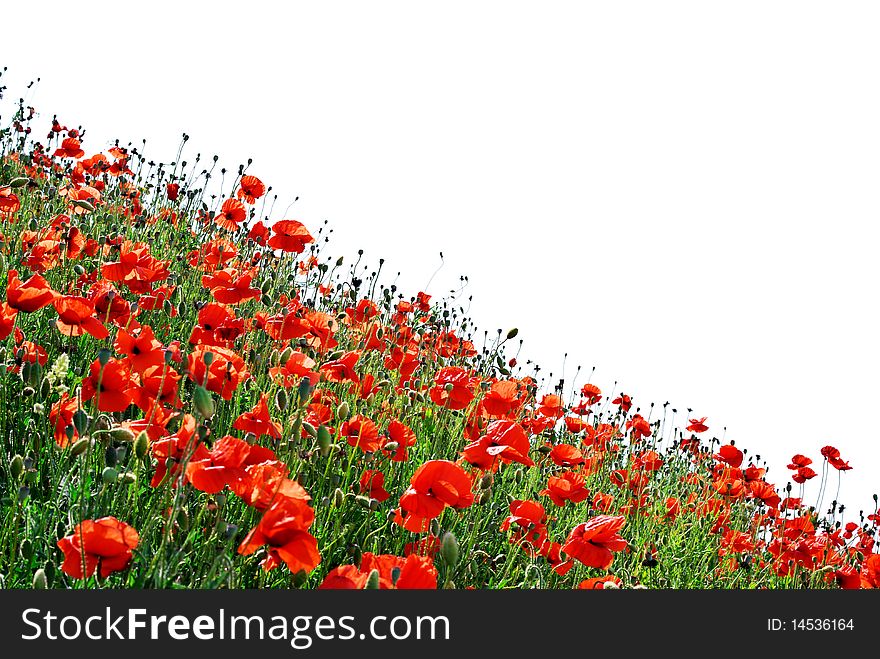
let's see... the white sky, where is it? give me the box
[3,1,878,514]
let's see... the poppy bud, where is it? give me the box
[302,421,316,437]
[382,441,399,453]
[95,414,111,431]
[9,176,30,188]
[193,386,215,419]
[39,377,51,398]
[10,454,24,479]
[163,299,174,316]
[297,377,312,405]
[280,347,293,365]
[355,495,372,509]
[337,401,351,422]
[506,328,519,340]
[134,431,150,460]
[537,444,552,455]
[20,538,33,560]
[317,425,332,456]
[603,581,620,590]
[32,568,48,590]
[119,470,137,485]
[430,519,441,537]
[178,508,190,532]
[275,388,289,412]
[72,199,95,212]
[479,473,493,489]
[364,569,381,590]
[69,438,91,457]
[476,491,492,505]
[333,488,345,508]
[22,386,35,397]
[443,581,456,590]
[109,427,136,443]
[101,467,118,483]
[336,256,344,266]
[366,393,375,406]
[441,532,460,567]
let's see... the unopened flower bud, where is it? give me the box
[193,386,215,419]
[337,401,351,422]
[441,532,460,567]
[364,569,380,590]
[32,568,48,590]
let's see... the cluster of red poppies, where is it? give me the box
[1,107,877,589]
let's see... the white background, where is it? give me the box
[2,1,878,514]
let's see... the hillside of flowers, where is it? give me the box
[0,80,877,590]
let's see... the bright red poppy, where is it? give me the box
[57,517,139,579]
[562,515,628,570]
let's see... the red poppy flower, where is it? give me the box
[580,383,602,405]
[53,295,109,339]
[6,269,57,312]
[238,496,321,573]
[686,417,709,433]
[54,137,85,159]
[359,470,391,502]
[0,302,17,341]
[57,517,139,579]
[233,393,283,440]
[578,575,622,589]
[548,443,585,467]
[562,515,628,570]
[537,394,565,419]
[186,345,249,400]
[267,220,314,254]
[382,418,417,462]
[541,470,590,507]
[319,553,437,590]
[398,460,474,531]
[462,420,534,469]
[714,443,744,468]
[186,434,278,494]
[428,366,475,410]
[49,393,78,448]
[237,175,266,204]
[0,186,21,215]
[341,415,381,452]
[81,357,134,412]
[232,462,310,511]
[214,198,247,230]
[201,269,261,305]
[115,326,165,374]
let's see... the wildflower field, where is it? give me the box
[0,75,877,591]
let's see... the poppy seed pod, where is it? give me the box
[441,532,460,567]
[101,467,118,484]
